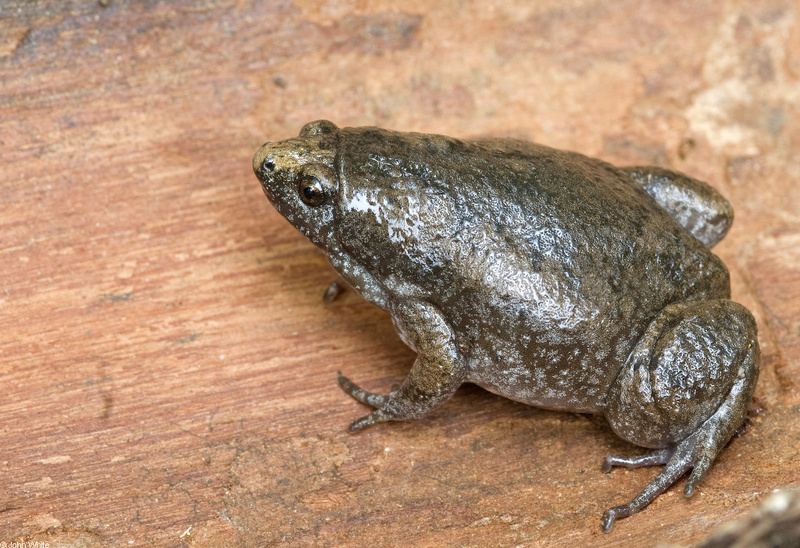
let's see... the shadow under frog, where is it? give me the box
[252,120,759,532]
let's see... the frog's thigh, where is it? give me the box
[342,300,468,431]
[601,300,759,531]
[621,166,733,248]
[607,299,758,447]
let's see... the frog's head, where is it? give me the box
[253,120,341,248]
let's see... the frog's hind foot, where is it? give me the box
[600,430,722,532]
[601,445,682,532]
[602,300,760,532]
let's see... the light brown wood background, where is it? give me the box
[1,1,799,546]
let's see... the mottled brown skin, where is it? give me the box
[252,120,760,532]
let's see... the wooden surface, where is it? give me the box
[1,1,799,546]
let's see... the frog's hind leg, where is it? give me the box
[601,300,759,532]
[620,166,733,248]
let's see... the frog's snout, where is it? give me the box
[253,144,270,178]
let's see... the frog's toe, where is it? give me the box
[601,448,671,473]
[322,279,346,302]
[347,409,394,432]
[684,454,714,497]
[337,371,389,408]
[338,373,399,431]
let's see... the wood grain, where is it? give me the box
[1,1,799,546]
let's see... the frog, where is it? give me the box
[252,120,760,532]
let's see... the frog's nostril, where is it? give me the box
[262,158,276,172]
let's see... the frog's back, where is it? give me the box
[334,128,730,412]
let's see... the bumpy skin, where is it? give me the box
[252,120,760,532]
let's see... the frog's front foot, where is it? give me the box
[322,279,347,302]
[337,368,457,431]
[337,300,468,432]
[601,300,759,532]
[337,371,395,431]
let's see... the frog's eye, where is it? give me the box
[298,175,327,206]
[262,158,276,172]
[296,163,336,207]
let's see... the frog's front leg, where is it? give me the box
[621,166,733,248]
[338,300,467,432]
[601,300,759,532]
